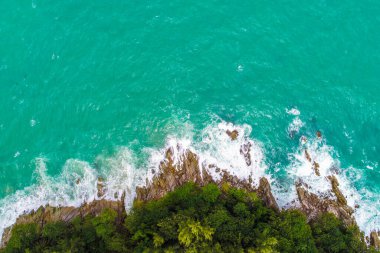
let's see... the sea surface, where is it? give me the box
[0,0,379,238]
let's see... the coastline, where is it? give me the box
[1,128,379,249]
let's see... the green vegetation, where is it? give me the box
[1,183,377,253]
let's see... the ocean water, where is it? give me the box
[0,0,379,238]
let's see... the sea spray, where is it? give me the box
[0,159,98,240]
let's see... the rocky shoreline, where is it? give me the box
[1,129,379,249]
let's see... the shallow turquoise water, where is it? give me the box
[0,0,379,234]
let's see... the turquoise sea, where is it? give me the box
[0,0,379,237]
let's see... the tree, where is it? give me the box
[178,219,214,252]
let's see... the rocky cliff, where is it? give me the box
[1,129,376,248]
[296,175,356,227]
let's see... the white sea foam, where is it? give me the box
[95,148,147,209]
[30,119,36,127]
[195,122,267,186]
[0,158,98,240]
[141,121,267,186]
[286,108,301,116]
[270,132,380,235]
[288,117,304,137]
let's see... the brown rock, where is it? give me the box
[217,170,255,192]
[312,161,321,176]
[328,175,347,206]
[316,131,322,138]
[97,177,106,198]
[305,149,312,162]
[0,228,12,249]
[136,149,207,201]
[136,147,267,208]
[226,130,239,140]
[370,231,380,249]
[296,182,355,227]
[296,186,325,220]
[257,178,279,211]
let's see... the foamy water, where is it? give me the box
[0,120,378,240]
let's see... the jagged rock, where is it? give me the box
[136,147,276,207]
[226,129,239,140]
[316,131,322,138]
[218,170,255,192]
[370,231,380,249]
[305,150,312,162]
[257,178,279,211]
[136,149,209,201]
[0,228,11,249]
[296,186,325,220]
[97,177,106,198]
[328,175,347,206]
[135,147,260,202]
[296,178,355,227]
[240,142,252,166]
[312,162,321,176]
[304,149,320,176]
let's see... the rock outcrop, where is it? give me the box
[312,161,321,176]
[226,130,239,140]
[240,142,252,166]
[135,139,282,215]
[136,148,210,201]
[97,177,106,198]
[329,175,347,206]
[304,150,320,176]
[136,147,260,202]
[296,175,355,227]
[370,231,380,249]
[257,177,279,211]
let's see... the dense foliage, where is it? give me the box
[1,182,376,253]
